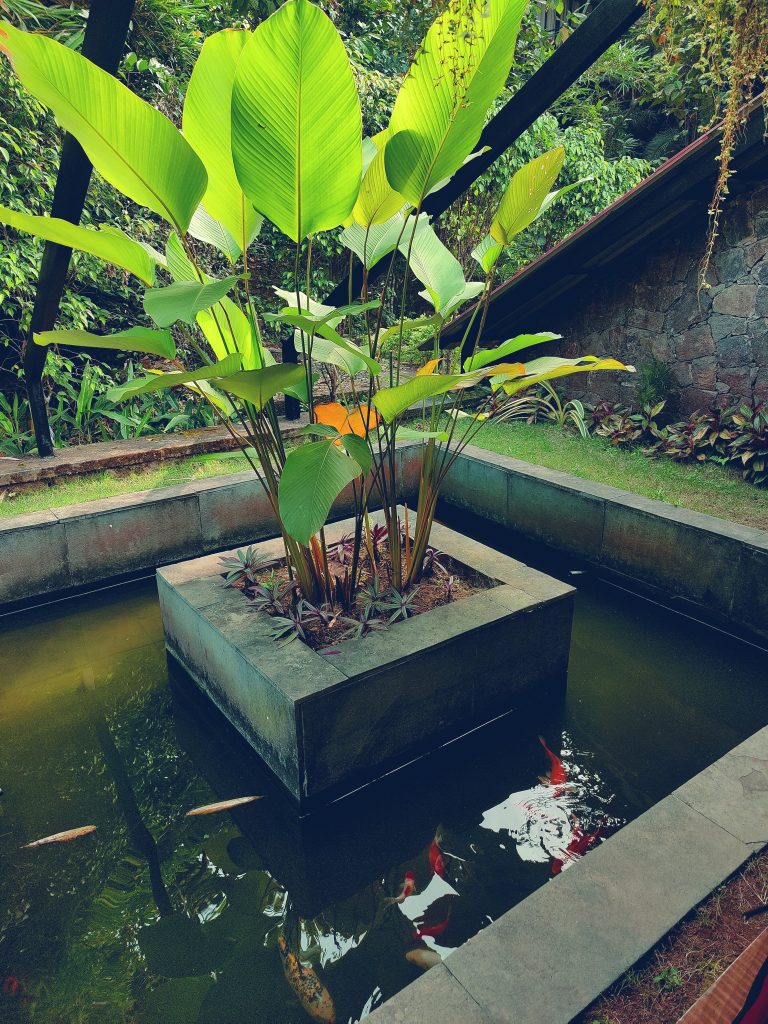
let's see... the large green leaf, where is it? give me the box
[34,326,175,359]
[106,354,242,402]
[198,297,266,370]
[232,0,362,242]
[401,217,483,318]
[341,211,418,269]
[497,356,634,396]
[144,276,238,327]
[0,21,205,230]
[215,362,308,410]
[0,205,156,284]
[276,315,381,375]
[188,205,251,264]
[183,31,261,249]
[351,134,406,228]
[464,332,561,371]
[373,373,463,422]
[384,0,527,206]
[491,148,565,245]
[278,439,362,543]
[471,234,504,275]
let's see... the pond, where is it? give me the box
[1,515,766,1023]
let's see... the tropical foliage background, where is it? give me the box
[0,0,726,454]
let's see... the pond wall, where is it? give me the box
[1,442,766,646]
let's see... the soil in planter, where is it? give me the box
[223,537,497,651]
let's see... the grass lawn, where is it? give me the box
[470,420,768,532]
[1,421,767,532]
[0,452,252,518]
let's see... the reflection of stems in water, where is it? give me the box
[82,676,173,918]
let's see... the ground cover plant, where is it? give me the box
[0,0,632,638]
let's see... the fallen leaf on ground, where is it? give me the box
[23,825,97,848]
[185,796,263,817]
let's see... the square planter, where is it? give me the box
[157,514,575,809]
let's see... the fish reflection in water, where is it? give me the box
[480,735,606,874]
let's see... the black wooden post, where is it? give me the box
[22,0,136,457]
[324,0,645,308]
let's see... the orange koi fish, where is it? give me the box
[428,838,446,878]
[538,736,567,787]
[277,935,336,1024]
[413,913,451,940]
[385,871,416,906]
[406,949,442,971]
[551,822,603,875]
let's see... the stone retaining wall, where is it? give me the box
[552,183,768,414]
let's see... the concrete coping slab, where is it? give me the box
[369,725,768,1024]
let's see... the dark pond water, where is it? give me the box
[1,515,767,1023]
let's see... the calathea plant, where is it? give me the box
[0,0,632,628]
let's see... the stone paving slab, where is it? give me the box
[368,726,768,1024]
[369,964,493,1024]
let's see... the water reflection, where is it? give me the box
[1,554,767,1022]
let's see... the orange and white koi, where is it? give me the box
[406,948,442,971]
[278,936,336,1024]
[551,822,603,875]
[384,870,416,906]
[538,736,567,787]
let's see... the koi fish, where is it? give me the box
[413,915,451,939]
[2,976,21,996]
[429,838,446,878]
[406,949,442,971]
[185,795,262,817]
[538,736,567,787]
[277,935,336,1024]
[22,824,97,848]
[384,871,416,906]
[551,822,603,875]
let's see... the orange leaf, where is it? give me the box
[23,825,97,848]
[343,403,380,437]
[416,358,440,377]
[313,402,348,432]
[185,796,263,817]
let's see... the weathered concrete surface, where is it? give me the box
[442,444,768,642]
[158,513,575,807]
[369,726,768,1024]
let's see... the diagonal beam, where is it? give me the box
[324,0,644,308]
[22,0,136,457]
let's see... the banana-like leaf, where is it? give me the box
[197,296,265,371]
[341,211,417,269]
[352,134,406,228]
[0,22,206,230]
[341,434,372,473]
[106,354,242,401]
[188,205,252,264]
[267,300,379,326]
[384,0,527,206]
[0,204,155,284]
[295,331,367,377]
[34,326,175,359]
[464,332,561,372]
[215,362,308,410]
[401,217,483,318]
[471,234,504,275]
[165,232,200,283]
[373,373,463,422]
[232,0,362,242]
[278,438,362,544]
[184,31,261,249]
[490,148,564,245]
[497,356,634,396]
[144,276,238,327]
[281,316,380,375]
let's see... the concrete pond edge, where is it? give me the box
[2,440,767,648]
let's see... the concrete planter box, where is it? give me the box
[157,515,575,808]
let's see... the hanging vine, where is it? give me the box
[644,0,768,288]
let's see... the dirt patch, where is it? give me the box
[577,848,768,1024]
[223,535,495,651]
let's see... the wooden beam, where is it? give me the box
[22,0,136,457]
